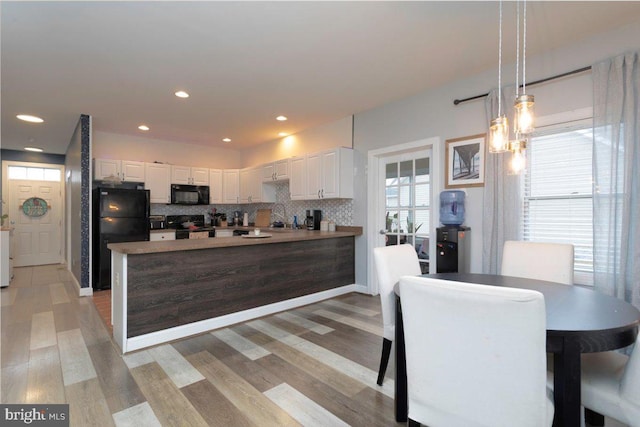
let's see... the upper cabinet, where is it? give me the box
[262,158,290,182]
[171,166,209,186]
[209,169,223,204]
[291,147,353,200]
[222,169,240,204]
[144,163,171,204]
[289,157,306,200]
[240,167,276,203]
[94,159,145,182]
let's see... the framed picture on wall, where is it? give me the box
[445,133,486,188]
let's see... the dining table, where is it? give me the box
[394,273,640,427]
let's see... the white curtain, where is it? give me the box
[482,85,523,273]
[593,52,640,309]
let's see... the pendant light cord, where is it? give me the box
[522,0,527,93]
[515,0,520,96]
[497,0,503,116]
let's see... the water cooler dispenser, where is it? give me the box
[436,190,470,273]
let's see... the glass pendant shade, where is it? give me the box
[489,116,510,153]
[508,140,527,175]
[514,94,535,135]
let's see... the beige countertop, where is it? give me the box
[110,227,362,255]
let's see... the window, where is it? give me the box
[8,166,61,182]
[522,118,593,285]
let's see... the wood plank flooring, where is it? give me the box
[1,264,401,427]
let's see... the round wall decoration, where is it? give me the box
[22,197,49,218]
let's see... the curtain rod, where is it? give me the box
[453,66,592,106]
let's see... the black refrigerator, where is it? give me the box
[92,188,150,290]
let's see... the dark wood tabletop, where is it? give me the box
[394,273,640,427]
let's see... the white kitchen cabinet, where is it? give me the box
[222,169,240,204]
[289,156,306,200]
[262,158,290,182]
[149,231,175,241]
[94,159,145,182]
[1,230,12,287]
[241,167,275,203]
[144,163,171,203]
[171,166,209,185]
[209,169,223,204]
[304,147,354,200]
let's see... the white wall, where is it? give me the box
[94,116,353,170]
[241,115,353,167]
[352,20,640,286]
[92,131,243,169]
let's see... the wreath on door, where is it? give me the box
[21,197,49,218]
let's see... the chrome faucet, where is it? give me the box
[272,203,287,226]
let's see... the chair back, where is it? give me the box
[373,244,421,341]
[501,240,574,285]
[621,341,640,407]
[399,276,550,427]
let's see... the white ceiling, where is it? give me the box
[3,1,640,155]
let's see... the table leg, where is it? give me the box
[395,296,408,422]
[552,337,582,427]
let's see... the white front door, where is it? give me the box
[3,162,64,267]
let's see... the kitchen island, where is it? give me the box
[108,228,362,353]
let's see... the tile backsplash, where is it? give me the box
[150,181,353,226]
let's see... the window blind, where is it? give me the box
[523,125,594,284]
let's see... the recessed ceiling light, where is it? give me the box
[175,91,190,98]
[138,125,150,131]
[222,138,231,142]
[276,115,288,121]
[278,132,288,137]
[24,147,43,152]
[17,114,44,123]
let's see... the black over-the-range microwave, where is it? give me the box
[170,184,210,205]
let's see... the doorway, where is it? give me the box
[366,137,442,295]
[2,161,65,267]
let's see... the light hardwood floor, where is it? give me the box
[1,265,401,426]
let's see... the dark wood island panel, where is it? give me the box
[126,236,355,337]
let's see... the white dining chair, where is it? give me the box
[372,244,422,386]
[501,240,575,285]
[399,276,554,427]
[579,342,640,427]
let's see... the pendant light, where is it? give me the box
[489,0,509,153]
[513,0,535,137]
[509,0,533,174]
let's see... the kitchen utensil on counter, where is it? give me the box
[243,212,249,226]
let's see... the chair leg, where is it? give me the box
[407,418,421,427]
[376,338,393,385]
[584,408,605,426]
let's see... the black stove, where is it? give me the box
[166,215,216,239]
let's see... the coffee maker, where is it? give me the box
[305,209,322,230]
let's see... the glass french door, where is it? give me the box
[381,150,431,274]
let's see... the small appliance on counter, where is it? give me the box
[149,215,166,230]
[167,215,216,239]
[305,209,322,230]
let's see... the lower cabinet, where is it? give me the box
[149,231,176,241]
